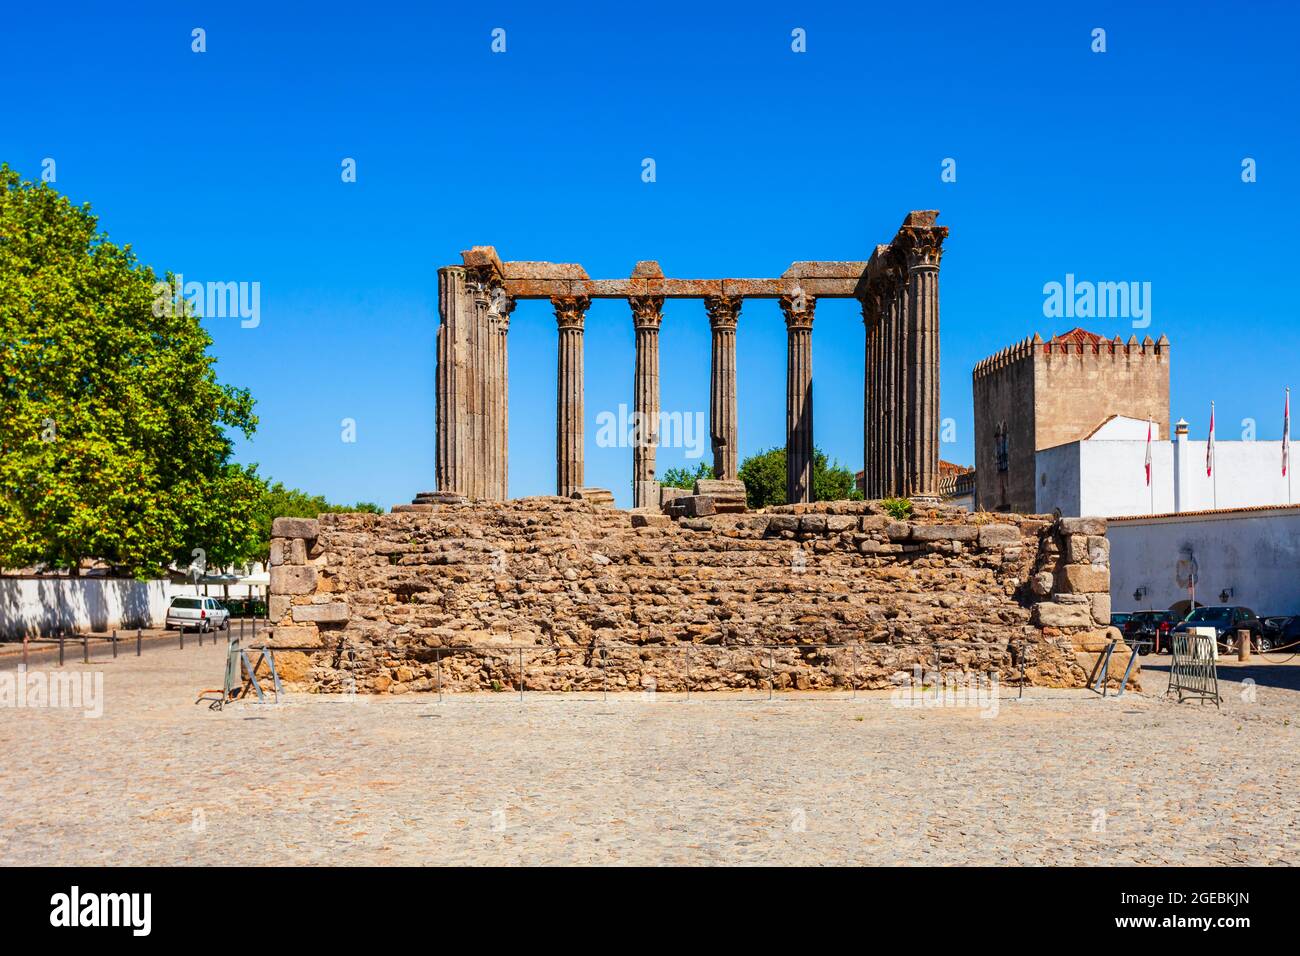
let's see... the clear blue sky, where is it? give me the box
[3,1,1296,508]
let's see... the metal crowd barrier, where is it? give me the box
[1167,633,1221,707]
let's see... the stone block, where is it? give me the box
[291,602,350,624]
[1059,517,1106,536]
[799,515,828,534]
[1055,564,1109,594]
[826,515,856,533]
[270,565,317,595]
[289,538,308,565]
[910,523,978,543]
[269,539,285,567]
[886,522,912,541]
[571,487,616,508]
[1032,602,1093,628]
[631,513,673,529]
[1090,592,1112,625]
[658,486,689,509]
[1065,536,1090,563]
[766,515,799,535]
[977,524,1021,548]
[860,515,889,533]
[263,625,324,649]
[271,517,319,540]
[268,595,291,622]
[676,495,716,517]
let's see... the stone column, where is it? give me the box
[861,291,879,499]
[901,228,944,499]
[629,295,665,508]
[553,295,590,498]
[490,290,515,500]
[780,289,816,504]
[889,264,908,498]
[705,295,742,481]
[435,266,470,496]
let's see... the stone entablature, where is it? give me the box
[437,211,948,506]
[264,504,1134,695]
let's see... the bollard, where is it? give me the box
[22,636,28,669]
[1237,629,1252,662]
[83,635,89,664]
[112,629,118,659]
[137,628,142,656]
[180,626,185,650]
[59,636,65,667]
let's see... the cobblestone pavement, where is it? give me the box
[1,643,1296,865]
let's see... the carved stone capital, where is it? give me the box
[552,295,590,331]
[704,295,743,331]
[779,289,816,331]
[898,225,948,272]
[490,289,516,330]
[628,295,665,331]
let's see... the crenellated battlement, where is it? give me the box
[974,329,1171,381]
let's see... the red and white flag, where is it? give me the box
[1144,419,1153,486]
[1285,387,1291,477]
[1206,402,1216,477]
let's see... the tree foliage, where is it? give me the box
[658,461,714,490]
[0,164,263,576]
[737,446,864,509]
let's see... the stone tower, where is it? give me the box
[972,328,1170,512]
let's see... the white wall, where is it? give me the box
[0,577,171,639]
[1036,438,1291,518]
[1109,507,1300,616]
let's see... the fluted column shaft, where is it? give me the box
[705,296,742,481]
[780,291,816,503]
[553,296,589,497]
[890,270,908,497]
[900,228,944,498]
[492,293,515,500]
[629,296,664,508]
[435,266,470,496]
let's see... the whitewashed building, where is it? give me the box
[1036,416,1293,518]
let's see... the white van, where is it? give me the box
[165,596,230,632]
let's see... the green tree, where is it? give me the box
[737,447,864,509]
[0,164,263,576]
[658,461,714,490]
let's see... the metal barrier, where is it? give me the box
[1167,633,1221,707]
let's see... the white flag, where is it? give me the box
[1207,402,1215,478]
[1144,419,1152,486]
[1285,388,1291,478]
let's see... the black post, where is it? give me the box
[112,629,118,659]
[137,628,142,656]
[58,636,65,666]
[83,635,89,664]
[180,625,185,650]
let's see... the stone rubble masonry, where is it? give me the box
[265,499,1136,694]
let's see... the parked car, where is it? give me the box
[1123,610,1179,654]
[165,596,230,632]
[1171,605,1264,651]
[1111,612,1135,630]
[1260,615,1299,652]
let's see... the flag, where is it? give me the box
[1144,419,1152,486]
[1206,402,1215,477]
[1285,388,1291,477]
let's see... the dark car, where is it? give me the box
[1172,606,1265,651]
[1111,612,1135,630]
[1123,610,1179,654]
[1260,615,1299,652]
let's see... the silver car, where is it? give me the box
[165,596,230,632]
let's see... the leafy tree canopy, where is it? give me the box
[0,164,265,576]
[737,447,864,509]
[658,461,714,490]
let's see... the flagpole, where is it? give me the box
[1287,387,1292,505]
[1211,401,1217,509]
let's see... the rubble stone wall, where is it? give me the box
[265,500,1136,694]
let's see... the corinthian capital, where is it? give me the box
[704,295,742,330]
[627,295,665,330]
[898,225,948,272]
[778,287,816,331]
[551,295,590,330]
